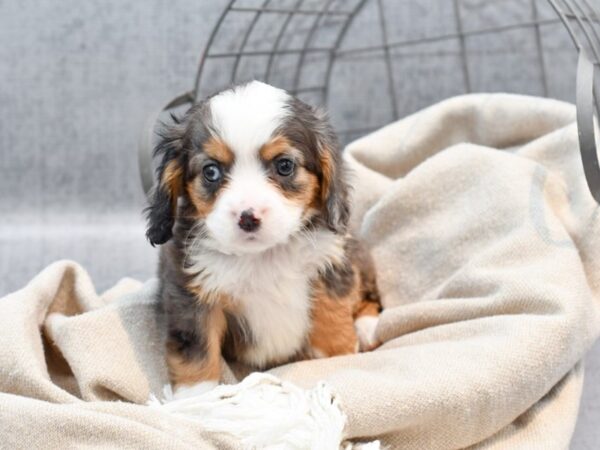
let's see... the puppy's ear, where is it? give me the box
[145,123,185,246]
[315,112,350,233]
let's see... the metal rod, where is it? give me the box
[335,17,562,57]
[581,0,600,56]
[338,47,571,61]
[580,0,600,115]
[453,0,472,92]
[292,0,336,94]
[531,0,550,96]
[229,6,352,16]
[265,0,305,82]
[377,0,399,119]
[230,0,271,84]
[193,0,236,100]
[562,0,600,63]
[562,0,600,127]
[548,0,600,203]
[208,47,332,58]
[576,51,600,202]
[322,0,369,109]
[547,0,585,50]
[564,11,600,23]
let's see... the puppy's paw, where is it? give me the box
[355,315,380,352]
[172,381,219,400]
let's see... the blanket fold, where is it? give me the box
[1,94,599,449]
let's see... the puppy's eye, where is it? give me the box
[275,158,295,177]
[203,163,222,183]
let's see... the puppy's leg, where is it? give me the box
[308,253,361,358]
[166,304,226,399]
[309,289,359,358]
[353,264,382,352]
[348,237,382,352]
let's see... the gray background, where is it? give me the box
[0,0,597,447]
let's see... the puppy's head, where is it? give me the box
[145,81,349,255]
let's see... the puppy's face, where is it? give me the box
[146,81,348,255]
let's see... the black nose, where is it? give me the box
[238,209,261,232]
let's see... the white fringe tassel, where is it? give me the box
[147,372,379,450]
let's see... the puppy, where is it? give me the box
[146,81,381,398]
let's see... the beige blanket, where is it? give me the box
[2,94,599,449]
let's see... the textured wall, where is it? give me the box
[0,0,597,447]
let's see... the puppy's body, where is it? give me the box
[147,81,380,394]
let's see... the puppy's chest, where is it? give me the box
[233,274,313,367]
[196,250,323,367]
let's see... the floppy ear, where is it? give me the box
[316,114,350,233]
[145,124,185,246]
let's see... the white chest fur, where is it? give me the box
[186,230,344,368]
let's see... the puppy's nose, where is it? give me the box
[238,209,261,233]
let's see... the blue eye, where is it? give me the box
[275,158,295,177]
[203,163,222,182]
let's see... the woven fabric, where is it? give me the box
[1,94,598,449]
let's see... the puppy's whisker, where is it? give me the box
[185,234,205,260]
[182,222,209,269]
[298,229,314,249]
[299,225,318,250]
[183,221,203,246]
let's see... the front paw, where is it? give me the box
[354,315,380,352]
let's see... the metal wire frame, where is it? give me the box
[192,1,597,90]
[139,0,600,203]
[551,1,599,97]
[531,0,550,96]
[265,0,305,82]
[548,0,600,201]
[291,0,337,93]
[193,0,367,101]
[191,0,598,119]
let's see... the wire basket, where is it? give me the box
[139,0,600,201]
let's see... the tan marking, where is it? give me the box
[308,279,359,358]
[186,178,218,218]
[308,235,383,356]
[167,307,226,387]
[204,136,234,165]
[161,161,183,214]
[353,299,380,318]
[261,136,319,216]
[279,167,320,212]
[259,135,297,161]
[187,282,238,311]
[319,150,334,205]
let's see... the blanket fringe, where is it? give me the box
[147,372,379,450]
